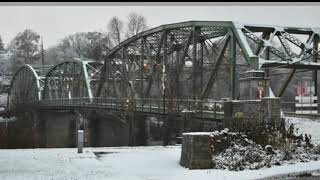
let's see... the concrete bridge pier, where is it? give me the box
[36,110,151,148]
[224,70,283,129]
[37,110,77,148]
[86,112,130,147]
[6,111,38,148]
[134,114,148,146]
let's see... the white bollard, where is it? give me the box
[78,130,84,153]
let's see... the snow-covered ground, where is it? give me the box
[1,116,320,180]
[0,145,320,180]
[286,116,320,145]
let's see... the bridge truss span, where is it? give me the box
[42,58,103,101]
[8,64,44,109]
[98,21,246,102]
[7,21,320,118]
[97,21,320,104]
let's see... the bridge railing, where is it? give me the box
[35,97,224,117]
[281,101,319,115]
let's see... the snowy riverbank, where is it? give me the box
[1,116,320,179]
[0,145,320,180]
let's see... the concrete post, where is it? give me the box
[180,133,214,169]
[77,130,84,153]
[239,70,270,100]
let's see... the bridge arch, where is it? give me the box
[98,21,245,101]
[8,64,42,109]
[98,20,320,101]
[42,58,103,100]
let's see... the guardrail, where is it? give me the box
[26,97,224,119]
[281,101,318,115]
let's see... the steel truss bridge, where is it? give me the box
[6,21,320,121]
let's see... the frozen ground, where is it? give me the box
[1,116,320,180]
[0,145,320,180]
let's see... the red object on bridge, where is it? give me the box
[297,85,306,96]
[256,87,265,99]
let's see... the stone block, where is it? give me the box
[180,133,214,169]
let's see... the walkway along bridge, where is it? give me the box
[4,21,320,146]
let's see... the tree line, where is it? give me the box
[0,12,148,74]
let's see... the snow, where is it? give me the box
[1,145,320,180]
[182,132,212,135]
[286,116,320,145]
[1,115,320,179]
[0,117,16,122]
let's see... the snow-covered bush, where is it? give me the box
[212,129,319,171]
[224,111,312,150]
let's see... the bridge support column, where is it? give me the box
[87,118,98,147]
[38,110,77,148]
[163,113,174,146]
[135,115,148,146]
[89,113,129,147]
[32,110,46,148]
[6,112,36,148]
[239,70,270,100]
[230,31,237,100]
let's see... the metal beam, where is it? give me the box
[176,31,193,76]
[96,57,109,97]
[260,59,320,70]
[258,30,277,58]
[254,31,271,56]
[278,68,296,97]
[192,27,199,100]
[140,38,145,98]
[278,33,297,58]
[231,23,257,68]
[199,32,226,41]
[243,24,314,35]
[201,34,231,100]
[144,31,166,99]
[107,21,234,57]
[229,31,236,99]
[242,27,290,62]
[162,30,168,114]
[200,41,204,95]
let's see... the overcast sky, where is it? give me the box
[0,5,319,49]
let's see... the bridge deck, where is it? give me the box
[28,98,224,120]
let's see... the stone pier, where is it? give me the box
[223,69,283,128]
[239,70,270,100]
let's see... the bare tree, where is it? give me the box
[8,29,41,65]
[54,32,112,61]
[107,16,124,47]
[125,12,148,38]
